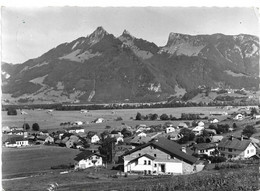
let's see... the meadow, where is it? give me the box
[2,106,238,133]
[2,146,80,177]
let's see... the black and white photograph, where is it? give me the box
[1,2,260,191]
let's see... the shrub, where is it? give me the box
[160,114,169,120]
[32,123,40,131]
[23,123,30,130]
[115,116,123,121]
[136,112,142,120]
[242,125,256,138]
[7,108,17,115]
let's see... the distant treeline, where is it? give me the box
[2,101,259,111]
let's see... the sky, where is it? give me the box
[2,6,260,64]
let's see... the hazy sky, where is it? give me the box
[2,7,259,64]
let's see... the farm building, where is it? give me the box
[74,151,103,169]
[93,118,105,123]
[72,121,83,126]
[166,126,176,134]
[167,131,182,141]
[233,114,244,120]
[90,134,100,143]
[137,132,147,137]
[110,132,124,144]
[67,126,85,134]
[123,138,198,175]
[218,136,257,160]
[4,136,29,147]
[208,118,219,124]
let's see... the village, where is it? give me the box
[2,105,260,181]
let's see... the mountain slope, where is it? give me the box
[2,27,259,104]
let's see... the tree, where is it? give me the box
[32,123,40,131]
[7,108,17,115]
[87,131,97,138]
[178,128,195,144]
[242,125,256,138]
[136,112,142,120]
[232,123,238,129]
[160,113,169,120]
[23,123,30,131]
[150,114,158,120]
[121,128,132,138]
[250,107,258,116]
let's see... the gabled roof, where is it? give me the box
[124,138,197,165]
[128,154,155,164]
[218,137,252,151]
[74,150,103,161]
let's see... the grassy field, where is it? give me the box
[2,145,80,177]
[2,163,259,191]
[2,106,241,133]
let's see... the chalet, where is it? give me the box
[218,136,256,160]
[74,151,103,169]
[123,138,198,175]
[4,136,29,147]
[192,143,218,156]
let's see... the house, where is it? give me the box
[136,124,150,133]
[177,122,188,129]
[67,126,85,134]
[137,132,147,137]
[4,136,29,147]
[209,118,219,124]
[192,143,218,156]
[253,114,260,119]
[166,126,175,134]
[90,134,100,143]
[123,138,198,175]
[218,136,256,160]
[93,118,105,124]
[233,114,244,120]
[2,126,11,133]
[167,131,182,141]
[192,126,205,136]
[73,121,83,126]
[110,132,124,144]
[204,129,217,135]
[211,135,224,143]
[74,150,103,169]
[197,121,205,127]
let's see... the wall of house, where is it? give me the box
[197,148,215,156]
[16,141,29,146]
[124,145,191,174]
[243,143,256,158]
[78,155,103,169]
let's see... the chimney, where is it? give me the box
[181,146,186,153]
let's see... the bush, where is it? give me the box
[160,114,169,120]
[242,125,256,138]
[136,112,142,120]
[115,117,123,121]
[23,123,30,130]
[7,108,17,115]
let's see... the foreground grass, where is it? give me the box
[3,164,259,191]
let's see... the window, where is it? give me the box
[200,150,204,153]
[228,155,232,158]
[148,170,151,174]
[154,163,157,167]
[139,153,141,156]
[144,160,147,165]
[148,160,151,165]
[247,150,249,154]
[228,148,232,152]
[154,154,157,157]
[167,155,171,159]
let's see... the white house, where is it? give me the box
[192,126,205,136]
[192,143,217,156]
[197,121,205,127]
[209,118,219,124]
[90,134,100,143]
[166,126,175,134]
[74,151,103,169]
[93,118,105,124]
[233,114,244,120]
[137,132,147,137]
[73,121,83,126]
[123,138,198,175]
[218,136,257,159]
[110,132,124,144]
[67,127,85,134]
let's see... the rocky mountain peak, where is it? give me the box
[87,26,109,45]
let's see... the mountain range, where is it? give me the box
[2,26,259,104]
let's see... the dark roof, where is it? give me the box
[74,150,103,161]
[124,138,197,165]
[218,137,252,151]
[4,136,27,144]
[129,154,155,163]
[193,143,216,150]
